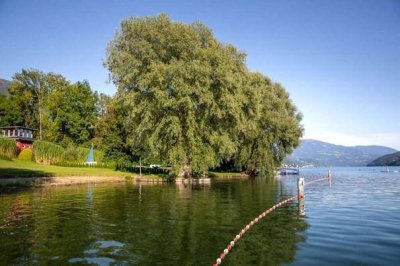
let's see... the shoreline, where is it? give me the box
[0,175,219,189]
[0,175,129,187]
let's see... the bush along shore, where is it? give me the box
[1,136,249,191]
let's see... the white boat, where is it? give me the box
[278,167,300,175]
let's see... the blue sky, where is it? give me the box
[1,0,399,149]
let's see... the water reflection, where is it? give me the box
[0,177,308,265]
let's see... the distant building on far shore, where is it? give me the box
[0,126,36,151]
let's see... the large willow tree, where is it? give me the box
[105,14,302,177]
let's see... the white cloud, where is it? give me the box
[303,132,400,150]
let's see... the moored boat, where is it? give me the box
[278,167,300,175]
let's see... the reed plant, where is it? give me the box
[53,161,115,169]
[0,138,17,160]
[77,147,90,161]
[33,140,65,164]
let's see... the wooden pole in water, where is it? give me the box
[297,177,305,199]
[298,196,305,216]
[298,176,305,215]
[139,157,142,177]
[328,169,332,187]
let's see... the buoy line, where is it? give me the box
[212,196,295,266]
[305,176,329,186]
[212,173,332,265]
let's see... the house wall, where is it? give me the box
[15,140,33,152]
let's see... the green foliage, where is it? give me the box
[33,140,107,166]
[106,14,248,175]
[18,148,33,161]
[52,161,115,169]
[7,69,98,145]
[93,99,137,163]
[62,145,80,162]
[7,69,49,131]
[63,145,105,163]
[0,138,17,160]
[33,140,65,164]
[46,80,97,145]
[0,94,22,126]
[2,16,303,176]
[115,164,170,176]
[33,140,106,166]
[233,73,303,175]
[105,14,303,176]
[0,159,132,178]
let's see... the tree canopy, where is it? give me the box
[1,15,303,176]
[4,69,98,147]
[105,14,303,176]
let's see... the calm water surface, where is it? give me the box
[0,167,399,265]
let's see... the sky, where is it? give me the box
[0,0,399,149]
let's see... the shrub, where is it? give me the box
[63,145,80,162]
[62,145,105,163]
[18,148,33,161]
[33,140,65,164]
[0,138,17,160]
[76,147,105,162]
[94,149,105,162]
[115,164,170,175]
[77,147,90,161]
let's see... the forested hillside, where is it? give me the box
[286,139,397,166]
[367,152,400,166]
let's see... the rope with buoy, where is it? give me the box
[305,176,329,186]
[212,171,332,265]
[212,196,295,266]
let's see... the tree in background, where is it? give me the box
[46,80,97,146]
[93,94,136,163]
[105,14,303,176]
[0,93,22,126]
[7,69,49,139]
[4,69,99,147]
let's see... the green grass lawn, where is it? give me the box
[0,159,134,178]
[0,160,245,179]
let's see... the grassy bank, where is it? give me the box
[209,171,248,178]
[0,159,143,178]
[0,160,249,178]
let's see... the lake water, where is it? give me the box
[0,167,399,265]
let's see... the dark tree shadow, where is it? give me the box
[0,168,53,178]
[0,169,54,193]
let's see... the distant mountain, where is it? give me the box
[0,78,11,96]
[367,152,400,166]
[286,139,398,166]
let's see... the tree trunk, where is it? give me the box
[178,162,191,178]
